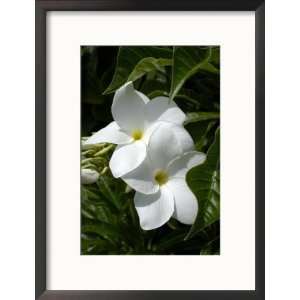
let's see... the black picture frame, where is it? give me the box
[36,0,265,299]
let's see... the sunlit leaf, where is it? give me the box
[184,111,220,125]
[127,57,172,82]
[104,46,172,94]
[170,46,219,100]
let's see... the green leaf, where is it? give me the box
[185,120,214,147]
[81,237,117,254]
[200,236,220,255]
[104,46,172,94]
[184,112,220,125]
[147,90,169,99]
[97,176,125,211]
[82,224,122,244]
[185,128,220,240]
[155,231,187,252]
[140,79,169,96]
[210,47,220,67]
[185,119,218,153]
[170,46,219,100]
[139,77,170,99]
[174,88,218,111]
[127,57,172,82]
[194,121,218,152]
[81,199,114,224]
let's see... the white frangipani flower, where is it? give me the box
[85,82,186,178]
[81,169,99,184]
[122,123,206,230]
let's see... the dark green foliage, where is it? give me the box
[81,46,220,255]
[185,129,220,240]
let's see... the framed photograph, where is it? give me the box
[36,0,265,299]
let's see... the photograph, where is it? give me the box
[80,46,220,255]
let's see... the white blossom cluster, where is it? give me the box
[82,82,206,230]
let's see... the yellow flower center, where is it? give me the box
[132,129,143,141]
[154,170,169,186]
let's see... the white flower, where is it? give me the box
[85,82,186,178]
[81,169,99,184]
[122,123,206,230]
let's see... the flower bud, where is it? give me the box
[81,169,99,184]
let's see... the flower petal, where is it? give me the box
[134,186,174,230]
[122,157,159,194]
[167,151,206,178]
[109,141,146,178]
[145,96,186,125]
[148,123,194,170]
[85,121,132,145]
[112,82,149,132]
[136,91,150,104]
[141,121,162,145]
[166,178,198,225]
[172,124,195,153]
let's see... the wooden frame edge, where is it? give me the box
[35,1,265,299]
